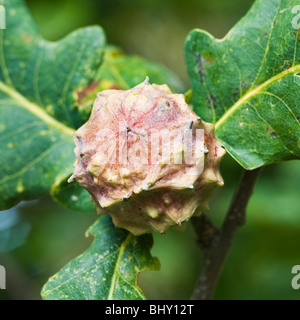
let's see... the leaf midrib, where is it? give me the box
[0,81,75,137]
[215,65,300,130]
[107,233,132,300]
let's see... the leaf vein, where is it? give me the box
[250,5,279,88]
[248,101,296,156]
[0,141,68,185]
[0,120,41,141]
[0,30,13,87]
[0,81,74,136]
[33,41,45,108]
[60,39,88,126]
[43,250,118,297]
[117,270,145,299]
[107,234,132,300]
[215,64,300,129]
[258,91,300,125]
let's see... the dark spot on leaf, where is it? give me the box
[241,81,249,90]
[109,84,123,90]
[233,91,239,99]
[266,127,277,137]
[195,54,204,83]
[263,32,268,38]
[77,81,99,104]
[207,93,217,110]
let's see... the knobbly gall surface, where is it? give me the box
[69,78,225,235]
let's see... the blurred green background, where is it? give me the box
[1,0,300,300]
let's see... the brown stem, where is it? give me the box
[191,168,262,300]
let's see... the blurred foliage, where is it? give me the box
[26,0,254,87]
[0,0,299,300]
[0,198,96,299]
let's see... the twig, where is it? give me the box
[191,168,262,300]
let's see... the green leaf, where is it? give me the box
[185,0,300,169]
[98,46,184,92]
[41,215,160,300]
[0,0,105,209]
[51,177,96,213]
[76,45,185,113]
